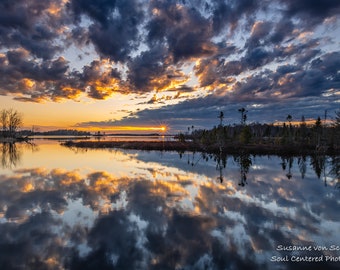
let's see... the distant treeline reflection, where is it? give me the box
[181,150,340,188]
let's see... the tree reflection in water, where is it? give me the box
[329,155,340,189]
[1,142,38,169]
[190,151,339,189]
[215,148,226,183]
[1,143,21,169]
[234,152,252,186]
[298,156,307,179]
[280,156,293,179]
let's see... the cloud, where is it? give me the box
[283,0,340,20]
[0,153,339,269]
[0,0,68,59]
[0,0,338,128]
[80,59,124,99]
[70,0,144,62]
[245,21,273,49]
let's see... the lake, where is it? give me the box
[0,139,339,269]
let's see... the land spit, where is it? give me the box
[62,140,339,156]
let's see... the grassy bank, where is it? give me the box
[62,140,339,156]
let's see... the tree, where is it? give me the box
[238,108,247,126]
[286,114,292,141]
[314,116,322,146]
[286,114,293,127]
[299,115,307,144]
[218,111,224,127]
[315,116,322,129]
[0,109,23,138]
[239,125,252,144]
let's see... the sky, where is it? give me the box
[0,0,339,133]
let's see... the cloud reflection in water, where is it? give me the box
[0,149,339,269]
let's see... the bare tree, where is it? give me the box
[0,109,8,136]
[0,109,23,138]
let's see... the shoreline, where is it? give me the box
[0,137,31,143]
[61,140,339,156]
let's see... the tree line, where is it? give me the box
[179,109,340,152]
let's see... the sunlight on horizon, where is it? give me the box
[75,125,168,133]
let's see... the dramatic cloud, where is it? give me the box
[0,0,339,127]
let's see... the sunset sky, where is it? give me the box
[0,0,339,133]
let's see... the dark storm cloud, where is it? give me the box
[166,10,216,62]
[0,50,67,88]
[207,0,263,34]
[283,0,340,19]
[70,0,117,25]
[277,0,340,33]
[146,0,218,63]
[0,0,66,59]
[70,0,144,62]
[269,18,295,44]
[243,47,272,70]
[127,45,168,91]
[193,36,322,93]
[88,19,138,62]
[295,48,321,66]
[0,49,92,101]
[244,21,273,50]
[230,50,339,101]
[274,51,340,97]
[12,53,69,82]
[311,51,340,76]
[210,0,232,33]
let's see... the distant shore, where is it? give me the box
[0,136,31,143]
[62,140,339,156]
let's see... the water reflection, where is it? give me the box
[181,151,339,189]
[298,156,307,179]
[1,142,38,169]
[0,142,339,269]
[329,156,340,189]
[215,150,226,183]
[1,143,21,169]
[234,153,252,186]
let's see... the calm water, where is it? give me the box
[0,140,339,270]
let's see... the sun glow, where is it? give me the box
[76,125,167,133]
